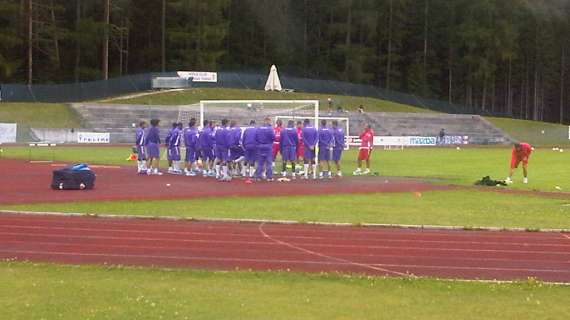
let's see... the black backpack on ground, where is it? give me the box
[51,164,96,190]
[475,176,507,187]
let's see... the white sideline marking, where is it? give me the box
[2,209,570,234]
[563,234,570,240]
[259,222,409,277]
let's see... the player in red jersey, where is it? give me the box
[272,119,283,172]
[295,120,304,173]
[353,124,374,175]
[506,142,533,184]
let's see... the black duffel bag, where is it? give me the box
[51,164,96,190]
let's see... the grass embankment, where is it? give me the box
[0,103,81,128]
[110,88,431,113]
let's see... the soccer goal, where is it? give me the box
[199,100,319,128]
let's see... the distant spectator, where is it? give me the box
[438,128,446,144]
[327,98,333,115]
[357,105,365,114]
[336,105,347,114]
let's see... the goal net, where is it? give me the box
[199,100,319,128]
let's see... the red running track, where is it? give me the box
[1,213,569,283]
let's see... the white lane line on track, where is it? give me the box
[2,212,569,237]
[0,249,353,266]
[1,248,568,275]
[368,263,570,274]
[4,239,569,267]
[563,234,570,240]
[258,222,410,277]
[2,230,570,256]
[2,224,570,249]
[2,240,570,267]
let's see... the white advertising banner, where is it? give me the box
[77,132,110,144]
[177,71,218,83]
[348,136,438,147]
[0,123,17,143]
[373,136,409,146]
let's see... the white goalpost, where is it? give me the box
[199,100,320,128]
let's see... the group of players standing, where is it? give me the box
[134,117,373,182]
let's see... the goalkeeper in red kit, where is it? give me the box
[506,142,533,184]
[353,124,374,175]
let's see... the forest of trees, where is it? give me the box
[0,0,569,122]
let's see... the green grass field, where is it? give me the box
[108,88,432,113]
[1,262,569,320]
[5,191,570,230]
[2,145,570,230]
[4,145,570,191]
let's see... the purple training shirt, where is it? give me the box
[242,126,257,148]
[318,127,333,148]
[169,127,181,148]
[135,127,145,146]
[255,124,275,146]
[281,126,298,147]
[332,127,345,149]
[145,126,161,144]
[184,126,199,149]
[302,126,318,148]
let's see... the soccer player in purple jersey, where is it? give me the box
[280,120,299,178]
[135,121,148,174]
[198,120,215,177]
[145,119,162,175]
[301,119,318,179]
[331,120,345,177]
[183,118,199,176]
[215,119,231,181]
[165,122,177,173]
[242,120,257,178]
[255,117,276,181]
[228,120,245,177]
[167,123,183,174]
[318,119,333,179]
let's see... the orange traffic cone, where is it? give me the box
[126,153,138,161]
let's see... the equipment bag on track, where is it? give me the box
[51,163,96,190]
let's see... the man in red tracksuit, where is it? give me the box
[353,124,374,175]
[506,142,533,184]
[272,120,283,172]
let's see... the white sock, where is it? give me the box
[304,164,309,176]
[215,165,221,177]
[222,165,228,178]
[312,164,317,178]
